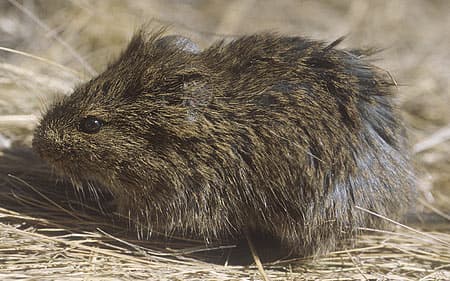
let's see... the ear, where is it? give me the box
[155,35,201,54]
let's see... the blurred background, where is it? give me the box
[1,0,449,214]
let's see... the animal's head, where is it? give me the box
[33,30,213,190]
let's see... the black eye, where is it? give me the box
[79,116,104,134]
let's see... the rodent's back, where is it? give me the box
[33,31,415,257]
[192,35,413,253]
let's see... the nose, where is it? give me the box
[32,125,49,159]
[32,125,64,161]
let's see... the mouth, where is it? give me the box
[33,150,77,178]
[34,149,67,172]
[32,142,112,192]
[47,161,88,191]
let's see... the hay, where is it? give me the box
[1,0,449,280]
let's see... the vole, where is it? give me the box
[32,29,415,257]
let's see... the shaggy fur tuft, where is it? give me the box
[33,29,415,257]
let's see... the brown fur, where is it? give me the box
[33,29,415,257]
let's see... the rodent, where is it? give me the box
[32,29,415,257]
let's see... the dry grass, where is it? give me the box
[0,0,449,280]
